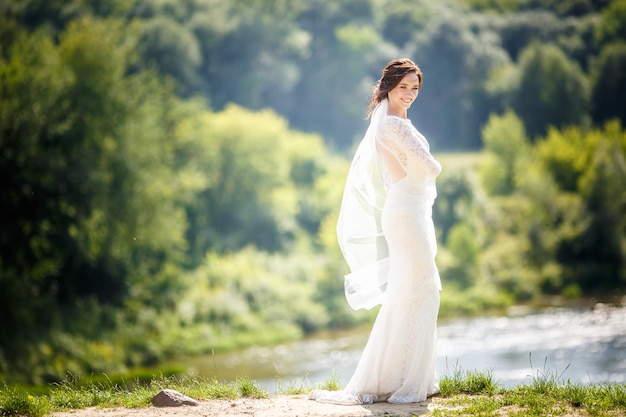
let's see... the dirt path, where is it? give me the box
[47,393,595,417]
[49,394,441,417]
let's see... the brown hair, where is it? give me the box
[367,58,422,117]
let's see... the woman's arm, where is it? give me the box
[377,116,442,177]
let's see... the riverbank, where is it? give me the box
[3,368,624,417]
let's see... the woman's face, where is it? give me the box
[387,72,420,114]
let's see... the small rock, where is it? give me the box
[151,389,199,407]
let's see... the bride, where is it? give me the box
[310,58,442,405]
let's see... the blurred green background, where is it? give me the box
[1,0,625,385]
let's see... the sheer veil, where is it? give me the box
[336,99,390,310]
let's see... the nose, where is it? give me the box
[405,89,417,100]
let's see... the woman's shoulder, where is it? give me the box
[378,115,414,137]
[378,115,431,150]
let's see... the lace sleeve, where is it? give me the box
[377,117,442,177]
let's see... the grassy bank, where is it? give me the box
[1,367,624,417]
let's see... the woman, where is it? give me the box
[311,58,442,405]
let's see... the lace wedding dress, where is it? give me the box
[311,100,442,405]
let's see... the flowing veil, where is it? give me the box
[336,99,390,310]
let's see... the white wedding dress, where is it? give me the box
[312,101,442,405]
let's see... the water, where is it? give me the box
[437,304,626,386]
[174,305,626,392]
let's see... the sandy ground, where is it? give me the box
[49,394,443,417]
[47,394,596,417]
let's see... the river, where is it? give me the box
[172,304,626,393]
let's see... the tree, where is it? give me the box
[0,27,72,370]
[480,110,530,195]
[193,0,308,112]
[496,11,565,60]
[533,122,626,293]
[433,172,475,243]
[288,0,391,149]
[136,16,202,97]
[407,11,510,149]
[511,42,591,138]
[462,0,610,15]
[381,1,432,48]
[554,122,626,291]
[0,0,131,33]
[0,17,192,377]
[591,41,626,125]
[594,0,626,47]
[183,104,310,259]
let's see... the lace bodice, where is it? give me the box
[376,116,441,185]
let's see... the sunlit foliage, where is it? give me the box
[1,0,625,386]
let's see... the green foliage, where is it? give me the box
[592,41,626,125]
[475,112,546,297]
[536,125,596,192]
[0,17,193,382]
[568,125,626,290]
[444,223,480,288]
[1,0,619,152]
[409,10,511,149]
[463,0,608,15]
[480,110,530,195]
[182,104,330,259]
[136,16,202,96]
[184,105,297,253]
[432,153,482,238]
[439,279,514,317]
[381,1,432,48]
[511,42,591,138]
[461,0,524,13]
[536,122,626,291]
[0,9,351,383]
[481,227,538,299]
[186,248,330,336]
[595,0,626,46]
[460,112,625,303]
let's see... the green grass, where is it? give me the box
[273,369,342,395]
[1,367,624,417]
[440,364,500,397]
[0,374,267,417]
[435,362,626,416]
